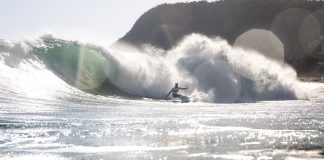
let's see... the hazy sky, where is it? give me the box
[0,0,199,45]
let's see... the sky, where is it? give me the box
[0,0,200,46]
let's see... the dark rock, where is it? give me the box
[119,0,324,74]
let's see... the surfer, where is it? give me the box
[166,83,189,99]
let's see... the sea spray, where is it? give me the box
[166,34,307,102]
[0,34,308,103]
[102,49,179,98]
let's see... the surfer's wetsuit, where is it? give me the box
[166,83,188,99]
[171,87,181,98]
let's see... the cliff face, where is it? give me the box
[119,0,324,73]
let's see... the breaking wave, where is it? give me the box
[0,34,308,103]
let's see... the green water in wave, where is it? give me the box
[35,36,110,91]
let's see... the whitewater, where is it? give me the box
[0,34,323,159]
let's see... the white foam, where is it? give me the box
[0,34,311,103]
[109,33,308,102]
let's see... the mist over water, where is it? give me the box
[0,33,308,103]
[108,34,308,102]
[168,34,307,102]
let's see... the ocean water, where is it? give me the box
[0,34,323,159]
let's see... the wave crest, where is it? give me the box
[0,34,308,103]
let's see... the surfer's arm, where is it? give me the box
[179,87,189,90]
[166,89,172,98]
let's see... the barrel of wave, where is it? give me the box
[35,36,110,91]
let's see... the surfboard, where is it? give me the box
[166,96,190,103]
[180,96,190,103]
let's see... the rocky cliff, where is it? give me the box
[119,0,324,74]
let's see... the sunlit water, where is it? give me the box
[1,91,324,160]
[0,36,323,159]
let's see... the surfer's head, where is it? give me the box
[175,83,178,87]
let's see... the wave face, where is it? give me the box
[0,34,308,103]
